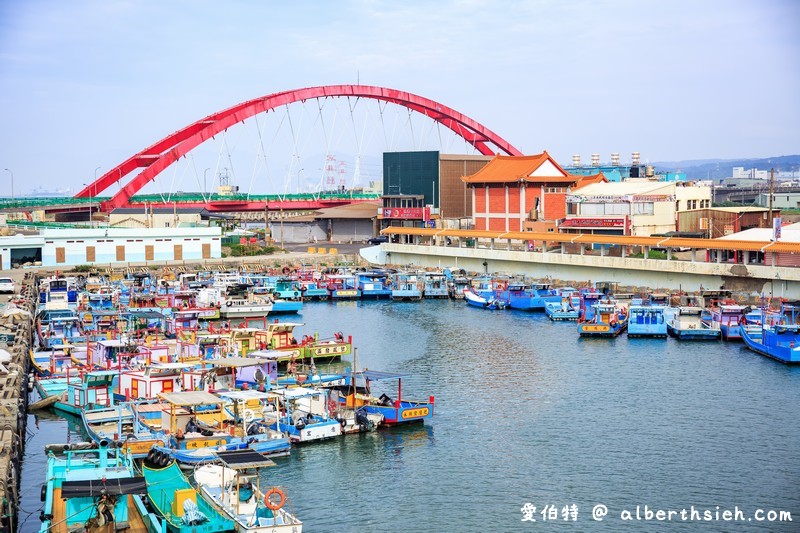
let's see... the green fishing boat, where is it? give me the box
[142,461,235,533]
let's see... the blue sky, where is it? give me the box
[0,0,798,196]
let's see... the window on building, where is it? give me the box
[165,222,170,227]
[633,202,654,215]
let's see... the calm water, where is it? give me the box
[20,300,800,532]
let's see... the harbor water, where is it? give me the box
[19,300,800,532]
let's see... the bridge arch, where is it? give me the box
[76,85,523,210]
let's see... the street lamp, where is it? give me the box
[94,166,101,180]
[3,169,13,200]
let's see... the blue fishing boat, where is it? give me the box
[137,390,291,464]
[357,270,393,299]
[326,274,361,300]
[272,278,303,301]
[346,370,435,425]
[269,298,303,314]
[741,302,800,364]
[665,306,721,340]
[81,403,166,458]
[299,281,329,301]
[627,295,668,338]
[143,461,235,532]
[422,272,449,298]
[497,282,560,311]
[544,293,580,321]
[464,288,507,310]
[39,440,163,533]
[578,300,628,337]
[391,272,422,301]
[268,387,343,443]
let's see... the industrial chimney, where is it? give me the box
[631,152,641,166]
[591,153,600,167]
[611,153,620,166]
[572,154,581,167]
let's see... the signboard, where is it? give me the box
[560,218,626,228]
[401,407,430,419]
[567,194,675,203]
[773,217,782,241]
[382,207,425,219]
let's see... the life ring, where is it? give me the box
[243,409,255,423]
[282,266,291,275]
[264,487,285,511]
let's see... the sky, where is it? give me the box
[0,0,798,197]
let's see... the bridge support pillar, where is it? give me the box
[667,248,673,260]
[561,243,566,254]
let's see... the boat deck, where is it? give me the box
[50,487,149,533]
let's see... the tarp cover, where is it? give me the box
[61,477,147,497]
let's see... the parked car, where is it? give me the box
[367,235,389,245]
[0,278,14,294]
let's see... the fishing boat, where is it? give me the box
[357,271,393,299]
[391,272,422,301]
[39,440,162,533]
[344,370,435,425]
[298,280,329,301]
[665,306,721,340]
[422,272,449,299]
[544,293,580,321]
[496,282,560,311]
[464,288,506,310]
[703,303,748,341]
[138,390,291,464]
[81,403,165,458]
[220,293,274,319]
[194,450,303,532]
[626,295,668,338]
[268,387,343,443]
[741,302,800,364]
[143,460,235,533]
[577,299,628,337]
[326,274,361,300]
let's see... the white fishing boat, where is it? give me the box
[194,449,302,532]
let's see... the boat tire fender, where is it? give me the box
[264,487,286,511]
[40,484,47,502]
[147,448,157,462]
[158,451,170,467]
[294,418,306,430]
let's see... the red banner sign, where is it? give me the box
[382,207,426,219]
[560,217,625,228]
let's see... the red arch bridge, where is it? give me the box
[72,84,521,213]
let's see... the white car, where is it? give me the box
[0,277,14,294]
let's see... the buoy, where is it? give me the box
[264,487,286,511]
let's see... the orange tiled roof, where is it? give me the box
[461,152,577,184]
[572,173,608,189]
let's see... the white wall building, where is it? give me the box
[1,227,222,269]
[561,181,711,236]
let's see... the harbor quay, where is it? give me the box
[365,243,800,299]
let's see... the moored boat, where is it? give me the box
[143,460,235,532]
[464,288,506,310]
[666,306,721,340]
[194,450,303,532]
[39,440,162,533]
[578,299,628,337]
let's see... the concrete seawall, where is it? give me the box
[0,272,34,533]
[363,244,799,298]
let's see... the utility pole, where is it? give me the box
[768,167,774,223]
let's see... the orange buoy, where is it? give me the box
[264,487,285,511]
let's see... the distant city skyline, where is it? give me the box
[1,0,798,197]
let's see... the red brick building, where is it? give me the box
[461,152,605,232]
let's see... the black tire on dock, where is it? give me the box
[40,484,46,502]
